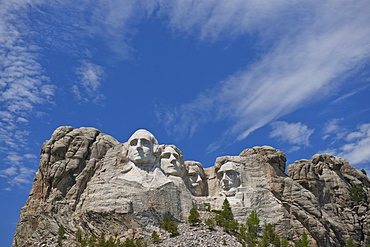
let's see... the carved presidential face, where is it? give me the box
[217,162,240,191]
[187,164,205,196]
[160,146,182,176]
[128,130,157,166]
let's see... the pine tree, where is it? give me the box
[188,207,201,225]
[294,232,309,247]
[205,218,215,229]
[246,210,260,247]
[75,228,83,242]
[57,225,65,247]
[258,223,281,247]
[221,198,233,221]
[350,184,365,203]
[151,231,161,243]
[161,214,178,237]
[281,238,290,247]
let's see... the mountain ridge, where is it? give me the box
[12,126,370,246]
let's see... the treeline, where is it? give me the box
[56,198,367,247]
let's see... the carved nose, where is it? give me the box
[222,173,228,181]
[136,140,143,149]
[196,175,202,183]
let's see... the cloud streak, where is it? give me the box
[0,0,54,188]
[337,123,370,165]
[157,0,370,145]
[270,121,314,147]
[73,61,105,103]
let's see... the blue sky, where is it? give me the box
[1,0,370,245]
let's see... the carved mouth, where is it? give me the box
[191,183,199,187]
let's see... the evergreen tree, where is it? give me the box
[88,234,97,246]
[151,231,161,243]
[57,225,65,247]
[213,198,238,233]
[350,184,365,203]
[246,210,260,247]
[294,232,309,247]
[258,223,281,247]
[221,198,233,221]
[237,223,247,244]
[205,218,215,229]
[361,169,367,176]
[75,228,83,242]
[188,207,201,225]
[281,238,290,247]
[161,214,178,237]
[58,225,66,236]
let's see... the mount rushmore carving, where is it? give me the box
[13,127,370,246]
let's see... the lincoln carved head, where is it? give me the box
[217,162,240,192]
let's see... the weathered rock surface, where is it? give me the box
[12,127,370,247]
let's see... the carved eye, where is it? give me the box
[130,139,138,146]
[226,171,236,179]
[162,153,171,159]
[173,153,179,159]
[141,139,150,146]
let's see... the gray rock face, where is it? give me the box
[12,128,370,247]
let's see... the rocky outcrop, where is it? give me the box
[13,126,120,247]
[286,154,370,246]
[12,127,370,247]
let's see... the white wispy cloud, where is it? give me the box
[323,118,343,134]
[337,123,370,165]
[270,121,314,147]
[0,0,54,189]
[156,0,370,146]
[0,153,37,187]
[74,61,105,103]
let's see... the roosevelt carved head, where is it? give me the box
[185,161,207,196]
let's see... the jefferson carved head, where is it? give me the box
[217,162,240,192]
[160,145,184,177]
[185,161,207,196]
[128,129,159,166]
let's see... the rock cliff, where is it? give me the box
[13,127,370,246]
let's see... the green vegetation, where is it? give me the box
[294,232,309,247]
[204,203,211,212]
[161,214,178,237]
[188,207,201,225]
[350,184,366,203]
[246,210,260,247]
[361,169,367,176]
[151,231,161,244]
[205,218,215,229]
[233,211,294,247]
[344,239,357,247]
[214,198,239,233]
[258,223,281,247]
[74,232,146,247]
[75,228,83,242]
[57,225,65,247]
